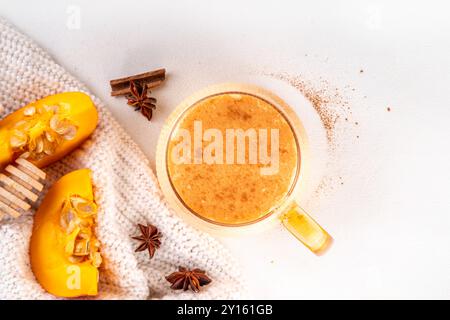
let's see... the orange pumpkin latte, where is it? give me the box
[167,93,299,225]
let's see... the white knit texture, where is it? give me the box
[0,18,245,300]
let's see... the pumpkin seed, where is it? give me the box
[23,106,36,116]
[10,130,28,148]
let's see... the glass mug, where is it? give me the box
[156,83,332,254]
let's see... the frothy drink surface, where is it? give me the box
[167,93,299,225]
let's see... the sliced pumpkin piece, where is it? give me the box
[0,92,98,170]
[30,169,102,298]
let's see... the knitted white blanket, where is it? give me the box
[0,18,244,299]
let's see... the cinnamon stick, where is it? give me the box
[110,68,166,96]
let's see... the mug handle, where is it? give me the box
[280,203,333,255]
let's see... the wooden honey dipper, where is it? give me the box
[0,157,46,220]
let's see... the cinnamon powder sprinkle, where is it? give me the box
[260,70,361,199]
[262,72,352,149]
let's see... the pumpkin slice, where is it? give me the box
[0,92,98,170]
[30,169,101,298]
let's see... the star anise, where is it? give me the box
[165,267,212,293]
[126,80,157,121]
[132,223,162,258]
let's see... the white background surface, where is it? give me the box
[1,0,449,299]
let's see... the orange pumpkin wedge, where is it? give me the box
[0,92,98,170]
[30,169,102,298]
